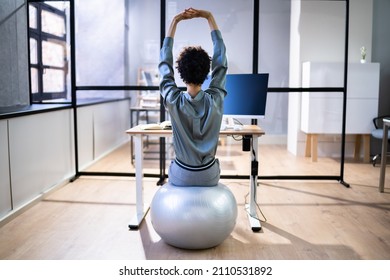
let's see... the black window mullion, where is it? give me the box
[36,3,44,102]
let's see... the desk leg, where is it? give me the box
[379,123,389,193]
[129,135,149,229]
[245,135,262,232]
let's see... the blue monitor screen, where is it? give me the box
[203,73,269,119]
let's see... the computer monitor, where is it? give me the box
[202,73,269,119]
[224,73,269,119]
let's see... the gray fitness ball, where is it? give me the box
[150,182,237,250]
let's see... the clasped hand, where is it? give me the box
[175,8,211,21]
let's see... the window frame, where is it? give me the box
[28,1,68,103]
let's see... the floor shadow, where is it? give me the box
[137,216,362,260]
[258,182,390,211]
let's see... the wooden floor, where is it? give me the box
[0,141,389,260]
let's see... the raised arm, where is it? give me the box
[166,11,190,38]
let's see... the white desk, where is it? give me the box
[379,118,390,193]
[126,125,265,231]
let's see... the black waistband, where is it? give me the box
[174,158,217,171]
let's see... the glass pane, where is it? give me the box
[29,38,38,64]
[259,0,346,88]
[166,0,253,87]
[259,91,289,135]
[29,4,37,29]
[41,9,65,37]
[126,0,161,85]
[42,40,64,67]
[289,0,346,89]
[75,0,127,86]
[255,89,343,177]
[43,69,64,92]
[259,0,291,88]
[30,68,39,93]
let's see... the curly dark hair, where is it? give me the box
[176,46,211,85]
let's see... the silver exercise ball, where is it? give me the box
[150,182,237,250]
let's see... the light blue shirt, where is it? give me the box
[159,30,228,166]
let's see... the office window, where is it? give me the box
[28,1,70,103]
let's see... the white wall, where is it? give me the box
[0,120,12,217]
[288,0,302,154]
[349,0,374,63]
[77,100,131,170]
[0,0,29,107]
[77,107,94,170]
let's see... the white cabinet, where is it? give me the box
[8,110,74,210]
[0,100,131,223]
[301,62,380,161]
[301,62,380,134]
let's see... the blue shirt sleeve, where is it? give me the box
[207,30,228,97]
[158,37,180,106]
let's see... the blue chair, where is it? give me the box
[371,115,390,166]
